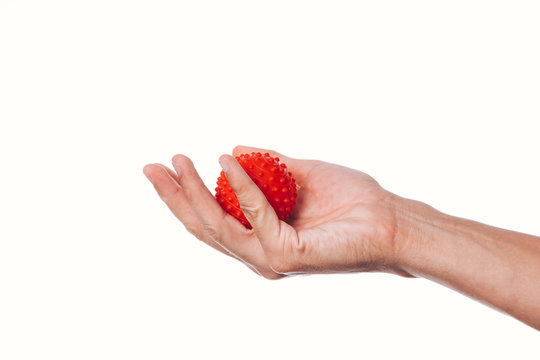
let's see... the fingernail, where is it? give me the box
[172,163,182,177]
[219,157,229,172]
[143,166,153,182]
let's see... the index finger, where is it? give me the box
[171,154,263,261]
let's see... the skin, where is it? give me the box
[143,145,540,330]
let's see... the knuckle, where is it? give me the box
[261,271,283,280]
[269,235,306,274]
[239,200,267,223]
[269,258,294,275]
[291,234,307,255]
[240,205,259,221]
[234,183,254,202]
[159,193,170,204]
[183,224,201,239]
[162,187,181,207]
[202,223,221,242]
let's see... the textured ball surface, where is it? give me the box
[215,152,298,229]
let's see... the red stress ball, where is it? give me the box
[215,152,298,229]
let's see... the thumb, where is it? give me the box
[218,154,281,253]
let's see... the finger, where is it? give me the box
[232,145,319,185]
[171,154,265,260]
[218,154,283,255]
[143,163,233,256]
[143,164,203,232]
[145,161,274,275]
[171,155,229,227]
[155,163,181,185]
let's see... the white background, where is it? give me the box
[1,0,539,359]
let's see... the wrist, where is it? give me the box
[389,195,447,277]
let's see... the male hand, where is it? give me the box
[143,146,407,279]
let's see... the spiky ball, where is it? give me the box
[215,152,298,229]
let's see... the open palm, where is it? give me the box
[143,146,402,279]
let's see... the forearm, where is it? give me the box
[393,196,540,330]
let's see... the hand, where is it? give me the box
[144,146,540,329]
[143,146,408,279]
